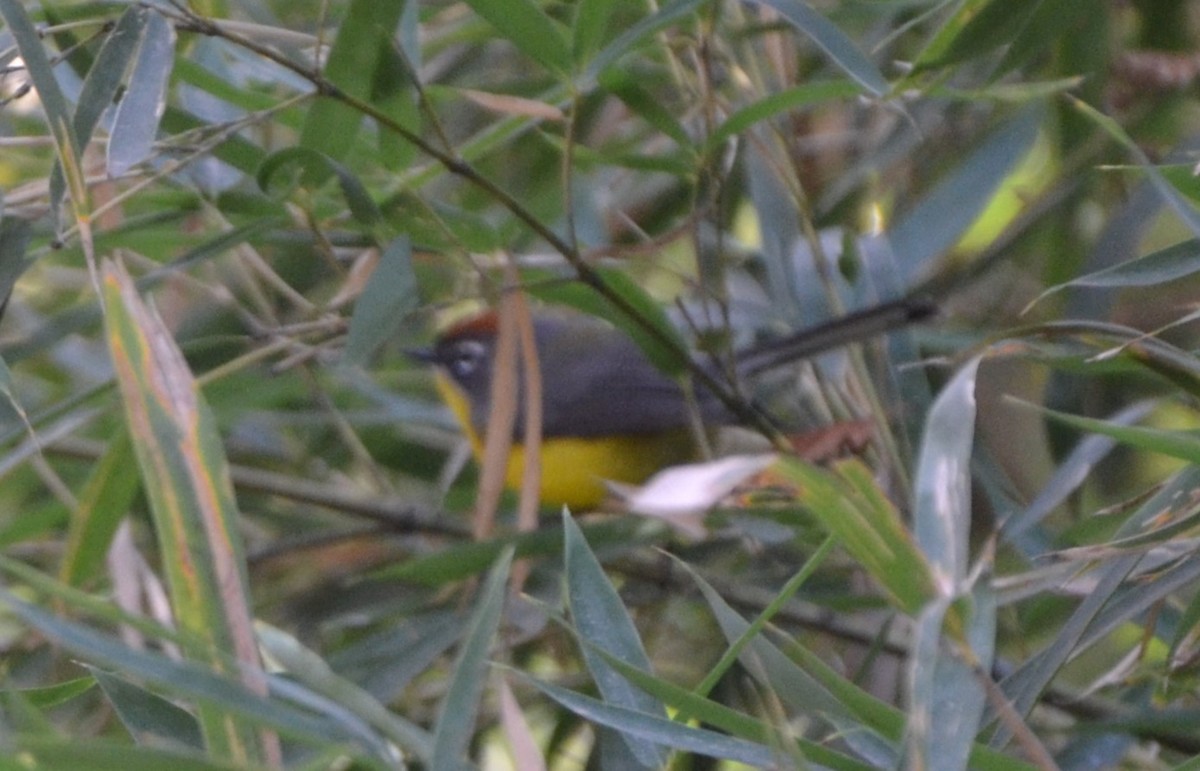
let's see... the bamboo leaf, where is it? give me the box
[913,357,980,592]
[461,0,571,75]
[300,0,407,164]
[889,107,1042,282]
[59,430,141,588]
[521,674,778,768]
[99,258,272,764]
[563,513,667,768]
[0,0,76,169]
[745,0,888,95]
[343,236,418,365]
[107,11,176,177]
[89,667,205,751]
[429,547,514,769]
[774,457,937,615]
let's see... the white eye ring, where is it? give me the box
[448,339,486,379]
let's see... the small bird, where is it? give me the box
[410,297,933,509]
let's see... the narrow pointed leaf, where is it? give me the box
[107,11,176,177]
[1034,239,1200,304]
[1018,400,1200,465]
[59,430,142,587]
[913,357,980,592]
[300,0,406,164]
[89,667,205,751]
[0,590,379,754]
[100,259,271,764]
[50,6,148,214]
[522,675,778,768]
[889,107,1042,281]
[258,622,431,761]
[745,0,888,95]
[343,237,418,365]
[908,581,996,771]
[563,512,667,768]
[586,0,704,80]
[7,737,268,771]
[462,0,571,75]
[1070,97,1200,239]
[774,457,937,615]
[0,0,76,164]
[429,547,514,769]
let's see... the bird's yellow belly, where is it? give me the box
[503,432,694,510]
[435,373,693,509]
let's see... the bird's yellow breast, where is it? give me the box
[434,372,693,510]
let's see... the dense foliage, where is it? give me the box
[1,0,1199,769]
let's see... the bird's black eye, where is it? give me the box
[446,339,487,380]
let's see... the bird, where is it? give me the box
[408,296,934,510]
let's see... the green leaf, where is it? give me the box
[100,259,271,764]
[51,6,148,212]
[996,467,1200,731]
[90,667,205,751]
[521,675,778,767]
[591,648,875,770]
[161,107,266,175]
[586,0,704,81]
[343,237,419,366]
[1017,400,1200,465]
[461,0,571,75]
[598,69,692,147]
[1004,402,1155,543]
[774,457,937,615]
[6,736,268,771]
[915,0,1042,71]
[687,566,904,764]
[0,589,384,757]
[573,0,616,66]
[1032,239,1200,304]
[8,678,95,710]
[563,513,666,768]
[0,216,32,308]
[107,11,176,177]
[704,81,862,154]
[59,430,141,587]
[994,0,1092,78]
[0,0,76,167]
[908,581,996,771]
[256,147,381,226]
[257,622,430,761]
[1070,97,1200,239]
[300,0,407,164]
[745,0,888,95]
[429,547,514,769]
[372,39,420,172]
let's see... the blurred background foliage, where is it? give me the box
[0,0,1199,769]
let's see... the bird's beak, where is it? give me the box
[404,346,437,364]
